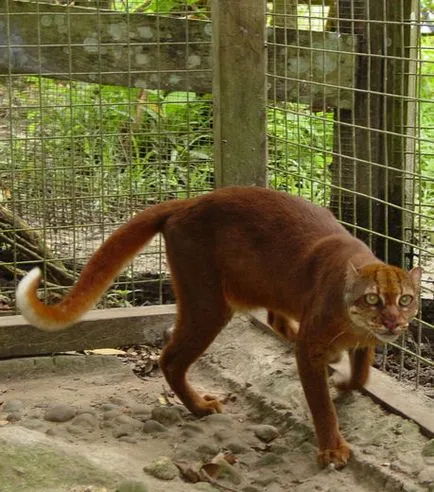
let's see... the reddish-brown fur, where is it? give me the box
[16,186,421,469]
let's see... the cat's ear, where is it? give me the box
[345,261,360,287]
[409,266,422,288]
[346,261,359,280]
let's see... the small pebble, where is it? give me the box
[202,413,233,425]
[151,406,183,426]
[181,422,205,437]
[46,428,59,437]
[67,413,99,435]
[255,452,284,467]
[3,400,24,413]
[142,420,168,434]
[116,481,149,492]
[196,443,220,459]
[214,428,233,443]
[418,467,434,486]
[251,470,278,486]
[253,425,280,443]
[6,412,22,423]
[118,436,138,444]
[115,415,144,429]
[103,409,124,420]
[226,441,249,454]
[102,403,121,412]
[44,405,76,423]
[22,418,44,430]
[113,424,136,438]
[143,456,179,480]
[423,440,434,458]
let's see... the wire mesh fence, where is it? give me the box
[0,0,432,391]
[267,0,433,390]
[0,0,214,309]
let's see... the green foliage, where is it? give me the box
[267,106,333,204]
[418,36,434,220]
[5,78,213,222]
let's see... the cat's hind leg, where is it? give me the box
[267,311,299,342]
[159,237,233,417]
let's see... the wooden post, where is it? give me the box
[382,1,413,266]
[330,0,412,266]
[212,0,267,187]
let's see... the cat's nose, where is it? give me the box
[383,319,399,332]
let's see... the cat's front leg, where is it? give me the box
[295,339,351,469]
[335,346,374,391]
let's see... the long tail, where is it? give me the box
[16,199,187,331]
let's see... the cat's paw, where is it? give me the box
[193,395,223,417]
[317,441,351,469]
[334,378,362,392]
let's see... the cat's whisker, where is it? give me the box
[328,330,346,347]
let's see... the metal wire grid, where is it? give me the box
[267,0,433,390]
[0,0,432,390]
[0,0,213,309]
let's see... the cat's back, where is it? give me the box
[190,186,346,239]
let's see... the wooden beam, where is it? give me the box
[0,0,357,108]
[250,309,434,438]
[212,0,267,187]
[0,305,176,358]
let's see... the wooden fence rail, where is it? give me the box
[0,0,357,109]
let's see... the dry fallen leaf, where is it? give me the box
[85,348,127,355]
[200,462,221,480]
[175,460,202,483]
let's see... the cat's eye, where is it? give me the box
[399,294,413,307]
[364,293,380,306]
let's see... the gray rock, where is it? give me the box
[142,419,168,434]
[116,481,149,492]
[269,444,290,455]
[211,458,242,485]
[255,452,284,467]
[45,428,59,437]
[196,443,221,459]
[253,425,280,443]
[22,418,44,430]
[226,441,249,454]
[181,422,205,437]
[3,399,24,413]
[102,403,121,411]
[202,413,233,425]
[6,412,22,423]
[143,456,179,480]
[419,467,434,486]
[115,414,144,429]
[67,413,99,435]
[213,428,233,443]
[130,405,152,422]
[118,435,138,444]
[173,445,201,462]
[194,484,219,491]
[44,404,76,423]
[103,408,124,420]
[113,423,136,438]
[251,470,278,486]
[151,406,183,426]
[423,440,434,458]
[76,407,98,416]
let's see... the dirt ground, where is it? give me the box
[0,315,433,492]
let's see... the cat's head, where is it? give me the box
[345,263,422,343]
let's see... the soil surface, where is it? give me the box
[0,316,433,492]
